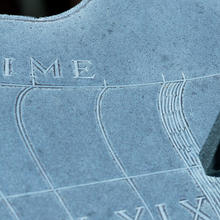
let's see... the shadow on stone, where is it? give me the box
[200,112,220,177]
[0,0,82,18]
[213,142,220,171]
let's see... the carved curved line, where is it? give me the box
[172,83,183,132]
[165,83,170,114]
[15,87,74,220]
[172,82,197,164]
[161,85,172,134]
[169,83,181,133]
[171,83,178,113]
[0,191,20,220]
[166,83,179,134]
[174,82,187,131]
[170,83,189,150]
[96,87,155,220]
[189,167,220,216]
[159,82,220,218]
[178,82,201,153]
[168,83,174,113]
[0,71,220,89]
[166,83,178,134]
[160,82,197,165]
[15,87,53,185]
[160,82,213,202]
[159,83,190,162]
[0,0,92,23]
[179,83,220,213]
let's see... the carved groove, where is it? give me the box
[159,80,220,218]
[0,191,20,220]
[96,86,155,220]
[0,71,220,89]
[15,87,74,220]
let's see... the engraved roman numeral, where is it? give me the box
[179,197,210,220]
[72,60,95,79]
[156,204,169,220]
[114,206,145,220]
[3,58,14,76]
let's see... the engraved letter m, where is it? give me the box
[30,57,62,81]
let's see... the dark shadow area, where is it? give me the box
[0,0,82,17]
[199,111,220,177]
[213,142,220,171]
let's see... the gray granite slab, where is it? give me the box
[0,0,220,219]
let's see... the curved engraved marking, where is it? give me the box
[159,81,220,218]
[169,83,180,133]
[15,87,74,220]
[0,191,20,220]
[96,87,155,220]
[0,71,220,89]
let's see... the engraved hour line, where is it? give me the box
[179,197,210,220]
[4,166,198,200]
[158,78,220,218]
[96,81,155,220]
[15,87,74,220]
[0,74,217,211]
[0,71,220,89]
[0,191,20,220]
[114,206,145,220]
[160,81,215,212]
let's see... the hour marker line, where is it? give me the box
[4,166,200,200]
[0,191,20,220]
[0,72,220,89]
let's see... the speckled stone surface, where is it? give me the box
[0,0,220,219]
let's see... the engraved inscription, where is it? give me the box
[30,57,62,80]
[179,197,210,220]
[114,206,145,220]
[72,60,95,79]
[156,204,169,220]
[1,57,96,82]
[3,58,14,76]
[156,197,212,220]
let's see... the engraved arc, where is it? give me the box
[158,80,220,219]
[15,87,74,220]
[0,72,220,89]
[96,84,155,220]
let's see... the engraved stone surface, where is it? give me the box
[0,0,220,219]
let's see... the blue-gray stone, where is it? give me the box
[0,0,220,219]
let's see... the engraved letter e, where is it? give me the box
[73,60,95,79]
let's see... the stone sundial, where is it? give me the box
[0,0,220,219]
